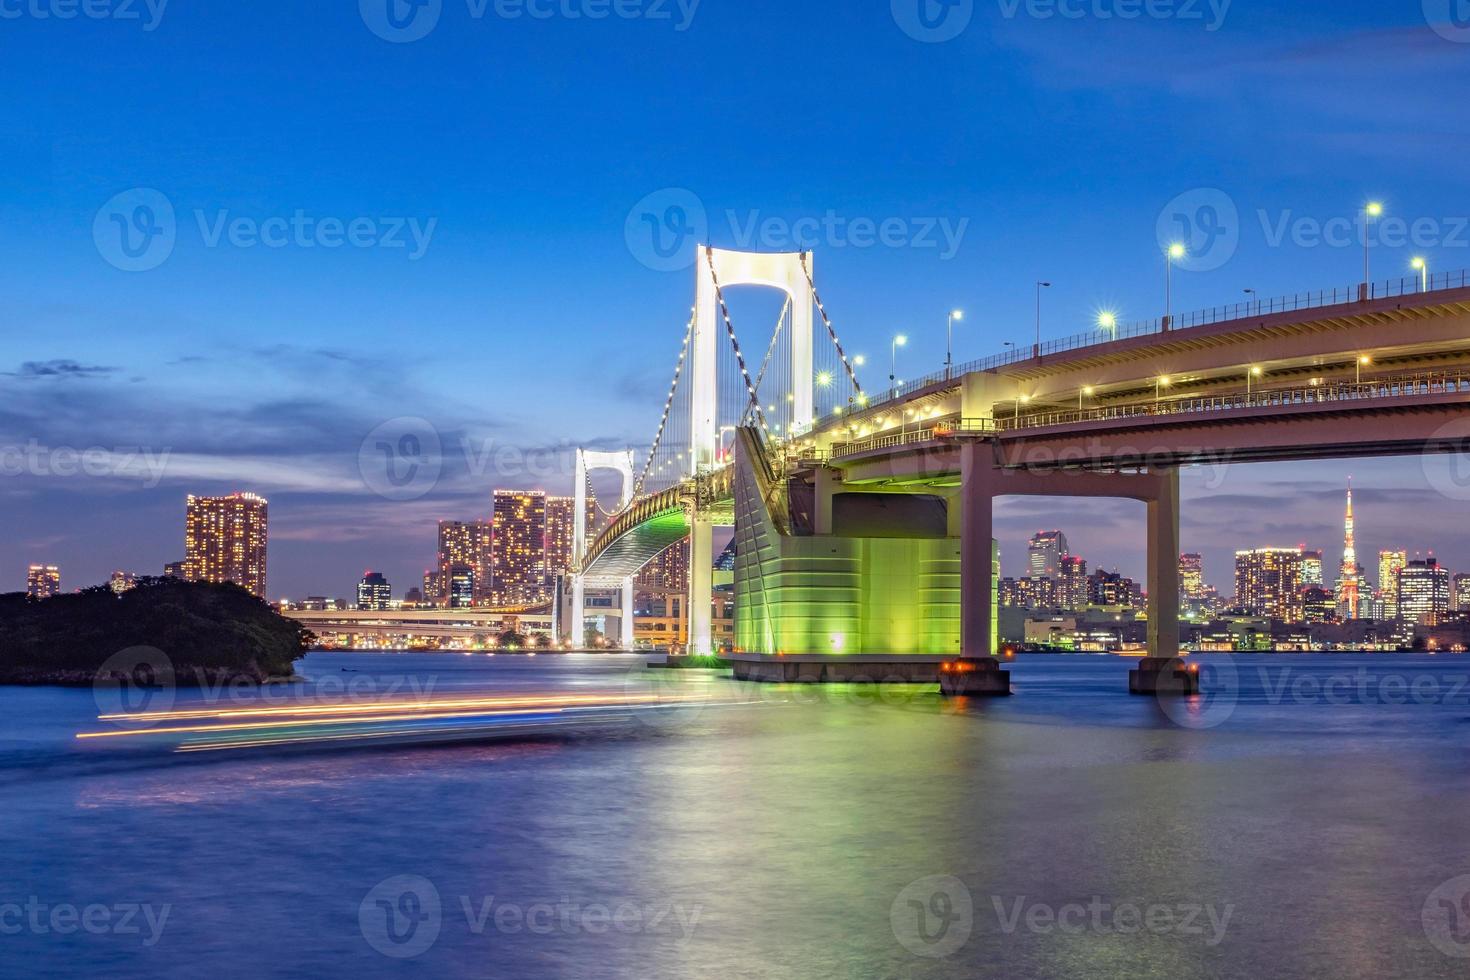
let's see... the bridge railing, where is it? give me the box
[850,267,1470,419]
[997,369,1470,432]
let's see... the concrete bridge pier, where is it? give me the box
[687,511,714,655]
[954,444,1196,696]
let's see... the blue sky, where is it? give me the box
[3,0,1470,598]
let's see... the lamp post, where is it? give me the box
[1015,394,1030,422]
[1155,375,1171,405]
[1097,310,1118,339]
[1357,355,1371,384]
[1165,243,1186,329]
[1247,365,1263,397]
[890,334,907,399]
[1035,282,1051,357]
[1362,201,1383,300]
[1412,256,1428,293]
[946,310,963,378]
[1079,385,1094,413]
[1243,288,1257,315]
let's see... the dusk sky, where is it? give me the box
[4,0,1470,598]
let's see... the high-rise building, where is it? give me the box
[638,539,690,592]
[357,571,392,610]
[422,570,441,607]
[163,560,185,578]
[447,565,476,608]
[26,564,60,599]
[109,571,137,594]
[1377,550,1407,619]
[492,490,548,606]
[184,492,269,597]
[437,521,492,604]
[1300,585,1337,624]
[1336,482,1362,619]
[1455,573,1470,612]
[1300,549,1324,587]
[1088,569,1141,609]
[1235,547,1304,621]
[1179,553,1204,598]
[545,496,595,584]
[1059,555,1089,610]
[1028,531,1069,580]
[1399,557,1450,626]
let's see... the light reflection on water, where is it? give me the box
[0,652,1468,979]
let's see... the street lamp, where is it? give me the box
[1412,256,1428,293]
[946,309,964,377]
[1243,288,1257,315]
[890,334,907,398]
[1362,201,1383,299]
[1357,355,1371,384]
[1165,243,1186,328]
[1155,375,1171,404]
[1096,310,1118,338]
[1015,394,1031,421]
[1079,385,1095,412]
[1035,282,1051,357]
[1247,365,1263,396]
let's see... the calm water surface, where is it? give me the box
[2,652,1469,979]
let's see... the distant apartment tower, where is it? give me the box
[1058,556,1089,610]
[109,571,137,594]
[544,496,595,583]
[1455,573,1470,612]
[422,570,442,607]
[163,560,185,578]
[1378,550,1407,619]
[1300,586,1337,624]
[26,564,60,599]
[638,539,690,592]
[492,490,548,606]
[1178,553,1204,598]
[357,571,392,611]
[1027,531,1068,580]
[1234,548,1304,621]
[1398,557,1450,626]
[1299,549,1324,587]
[437,520,492,604]
[1088,569,1141,609]
[184,493,269,597]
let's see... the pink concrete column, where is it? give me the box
[960,443,995,658]
[1146,468,1182,659]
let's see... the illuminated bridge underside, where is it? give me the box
[579,469,735,581]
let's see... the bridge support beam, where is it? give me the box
[687,512,714,655]
[620,577,635,650]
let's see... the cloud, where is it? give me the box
[5,360,118,380]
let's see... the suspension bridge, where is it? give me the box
[560,245,1470,694]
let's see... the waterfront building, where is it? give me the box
[357,571,392,611]
[1455,573,1470,612]
[1399,557,1451,626]
[1300,585,1337,624]
[163,560,185,578]
[1058,555,1089,610]
[492,490,548,606]
[1300,549,1324,587]
[1378,550,1407,619]
[447,565,476,609]
[26,564,60,599]
[184,492,268,597]
[422,571,441,607]
[638,539,690,592]
[1235,547,1304,621]
[544,496,595,584]
[437,520,492,604]
[108,571,137,594]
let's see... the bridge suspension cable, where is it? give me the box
[705,246,772,437]
[632,309,695,499]
[801,253,865,401]
[751,297,792,396]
